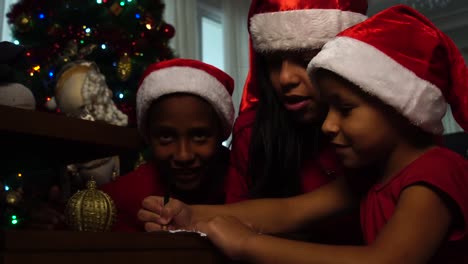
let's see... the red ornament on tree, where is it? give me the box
[161,23,175,39]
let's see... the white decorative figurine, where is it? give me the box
[54,60,128,190]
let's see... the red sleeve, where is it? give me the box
[100,163,162,232]
[100,174,140,232]
[224,110,256,203]
[400,148,468,241]
[100,171,144,232]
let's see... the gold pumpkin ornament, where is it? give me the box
[117,53,132,81]
[65,179,116,232]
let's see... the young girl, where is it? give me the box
[226,0,368,245]
[138,5,468,263]
[100,58,235,232]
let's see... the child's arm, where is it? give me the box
[138,176,355,234]
[197,184,453,264]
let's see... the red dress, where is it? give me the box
[360,147,468,263]
[225,109,362,244]
[101,156,227,232]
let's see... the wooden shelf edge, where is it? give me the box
[0,105,143,151]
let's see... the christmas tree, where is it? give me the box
[6,0,176,125]
[2,0,175,230]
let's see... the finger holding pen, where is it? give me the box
[139,195,194,232]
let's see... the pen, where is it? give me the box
[164,174,173,206]
[164,190,170,206]
[162,176,172,231]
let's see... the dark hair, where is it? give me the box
[247,56,324,199]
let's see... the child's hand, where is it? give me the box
[195,215,259,260]
[138,196,194,231]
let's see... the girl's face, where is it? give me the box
[266,50,324,124]
[147,94,222,191]
[317,72,401,169]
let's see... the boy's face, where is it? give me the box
[317,73,401,169]
[147,94,222,191]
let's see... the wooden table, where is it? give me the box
[1,230,237,264]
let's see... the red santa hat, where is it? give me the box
[308,5,468,134]
[136,58,235,140]
[240,0,368,112]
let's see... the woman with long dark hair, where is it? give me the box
[225,0,367,201]
[224,0,368,244]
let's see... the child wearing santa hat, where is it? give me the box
[138,5,468,263]
[101,58,235,232]
[225,0,368,245]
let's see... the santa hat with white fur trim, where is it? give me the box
[240,0,368,112]
[308,5,468,134]
[137,58,235,140]
[249,0,368,51]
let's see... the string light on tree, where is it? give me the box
[6,0,175,127]
[10,215,18,225]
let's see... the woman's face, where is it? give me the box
[266,50,324,124]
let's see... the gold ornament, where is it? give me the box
[65,179,116,232]
[16,14,33,33]
[117,54,132,81]
[110,2,123,16]
[5,190,22,206]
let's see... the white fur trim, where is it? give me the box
[308,36,447,134]
[250,9,367,51]
[137,67,234,140]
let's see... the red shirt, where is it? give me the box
[101,157,227,232]
[100,162,164,232]
[225,109,362,245]
[361,147,468,263]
